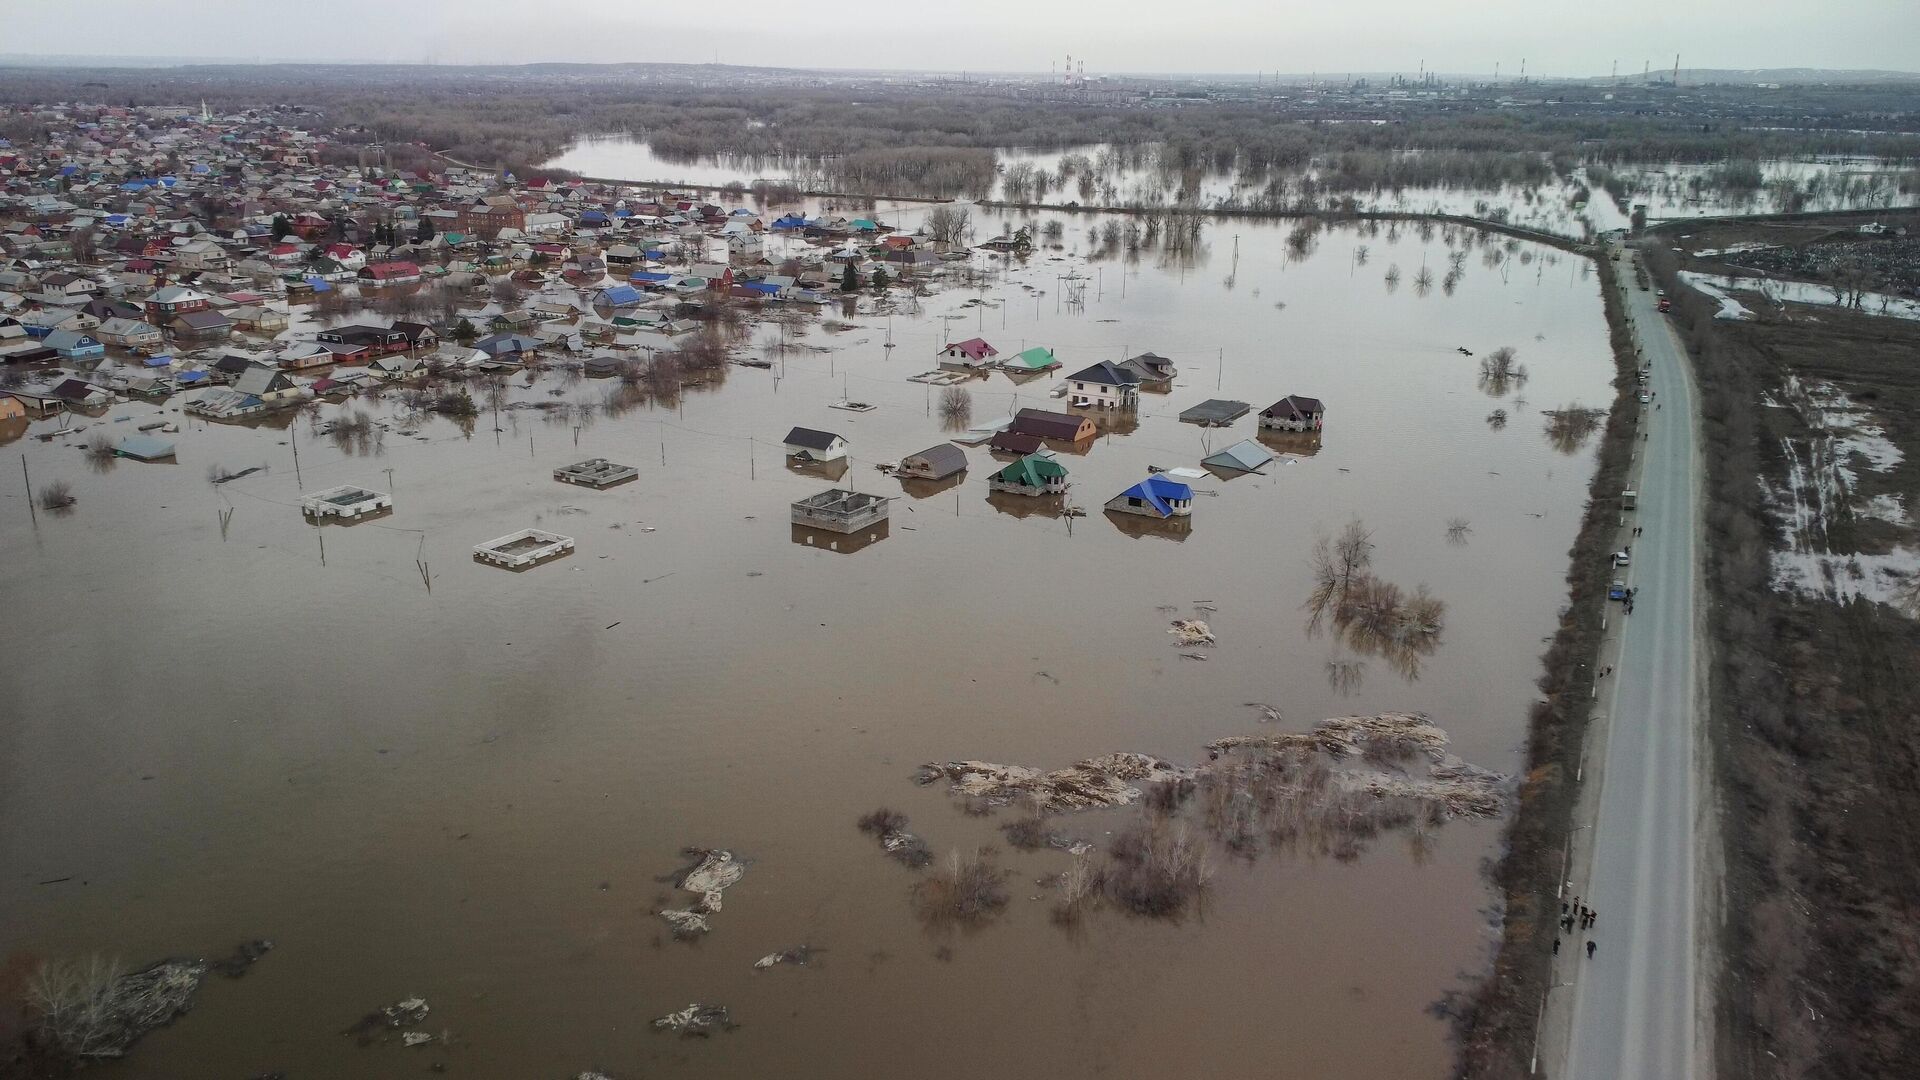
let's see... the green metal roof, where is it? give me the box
[993,454,1067,485]
[1004,346,1057,369]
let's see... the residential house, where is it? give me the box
[939,337,998,370]
[1119,351,1176,388]
[368,353,426,380]
[988,454,1068,496]
[784,426,848,462]
[43,329,105,359]
[144,285,212,321]
[1200,439,1276,474]
[1106,476,1193,519]
[318,324,411,355]
[390,321,438,351]
[170,308,232,343]
[988,430,1046,456]
[359,260,421,287]
[896,443,968,481]
[1065,360,1140,409]
[172,239,229,271]
[37,271,98,304]
[1012,408,1096,443]
[50,378,113,409]
[93,316,164,350]
[1259,395,1325,433]
[1000,345,1060,374]
[232,363,302,403]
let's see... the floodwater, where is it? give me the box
[543,136,1917,236]
[0,211,1615,1078]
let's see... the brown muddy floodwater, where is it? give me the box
[0,212,1614,1078]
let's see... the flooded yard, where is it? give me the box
[0,212,1615,1078]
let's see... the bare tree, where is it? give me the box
[925,205,974,247]
[939,385,972,428]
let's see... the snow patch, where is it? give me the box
[1677,271,1753,320]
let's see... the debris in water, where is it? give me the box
[753,946,817,970]
[1179,652,1210,662]
[27,957,207,1059]
[656,849,746,938]
[344,997,430,1046]
[207,939,274,978]
[1168,620,1215,647]
[857,808,933,868]
[652,1003,736,1037]
[401,1032,434,1047]
[917,753,1186,812]
[1244,703,1282,723]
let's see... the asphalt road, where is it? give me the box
[1560,258,1703,1080]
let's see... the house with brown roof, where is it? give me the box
[1011,407,1096,443]
[1259,395,1325,433]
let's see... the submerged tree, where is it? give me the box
[1542,405,1606,454]
[1477,346,1529,398]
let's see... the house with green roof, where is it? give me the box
[988,454,1068,496]
[1001,346,1059,374]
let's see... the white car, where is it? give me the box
[1638,391,1652,404]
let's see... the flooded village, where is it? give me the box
[0,96,1622,1078]
[1,49,1915,1080]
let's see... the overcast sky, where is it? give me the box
[6,0,1917,76]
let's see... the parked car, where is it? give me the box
[1608,580,1629,601]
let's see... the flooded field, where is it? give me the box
[545,137,1918,236]
[0,211,1615,1078]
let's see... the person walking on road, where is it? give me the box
[1587,940,1597,959]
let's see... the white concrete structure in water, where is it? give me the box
[474,529,575,568]
[300,485,393,519]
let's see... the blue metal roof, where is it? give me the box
[1116,476,1192,518]
[601,285,642,306]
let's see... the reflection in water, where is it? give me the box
[898,473,964,500]
[791,520,890,554]
[1303,520,1445,680]
[1325,656,1367,696]
[985,490,1066,520]
[1255,430,1322,458]
[786,457,850,483]
[1384,264,1401,293]
[938,386,972,430]
[1542,406,1606,455]
[1105,511,1192,543]
[1477,347,1530,398]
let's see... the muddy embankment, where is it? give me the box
[1446,252,1639,1080]
[1645,236,1920,1080]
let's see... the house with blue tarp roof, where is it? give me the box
[599,284,642,307]
[1105,476,1193,519]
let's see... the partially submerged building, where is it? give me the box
[784,426,848,462]
[1106,476,1194,519]
[989,454,1068,496]
[474,528,575,569]
[1011,408,1095,443]
[301,485,393,520]
[1260,395,1326,432]
[790,488,892,534]
[1065,360,1140,409]
[1201,439,1275,474]
[895,443,967,481]
[1179,399,1251,426]
[554,458,639,488]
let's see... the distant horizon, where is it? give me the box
[1,54,1917,86]
[5,0,1918,78]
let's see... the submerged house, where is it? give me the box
[896,443,968,481]
[1000,346,1060,374]
[1065,360,1140,410]
[989,454,1068,496]
[790,488,891,533]
[1260,395,1325,432]
[1106,476,1193,519]
[1201,439,1276,474]
[784,426,848,462]
[1119,351,1176,387]
[1011,407,1095,443]
[938,337,998,369]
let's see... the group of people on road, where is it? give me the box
[1558,896,1602,959]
